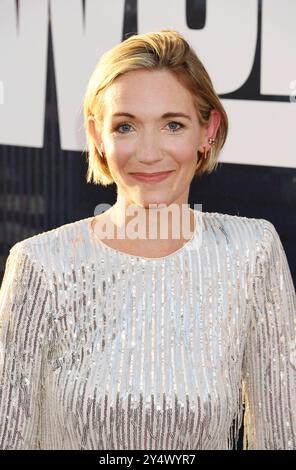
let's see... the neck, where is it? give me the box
[109,201,195,243]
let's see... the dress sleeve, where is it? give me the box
[242,220,296,449]
[0,242,49,449]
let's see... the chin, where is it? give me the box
[138,199,172,210]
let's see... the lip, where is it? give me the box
[130,170,174,182]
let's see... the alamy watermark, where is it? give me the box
[92,202,203,253]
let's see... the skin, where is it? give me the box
[87,68,221,257]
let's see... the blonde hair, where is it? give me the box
[83,29,228,186]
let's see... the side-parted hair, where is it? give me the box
[83,29,228,186]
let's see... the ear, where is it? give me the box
[87,116,105,155]
[198,109,221,152]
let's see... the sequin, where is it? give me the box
[0,211,295,450]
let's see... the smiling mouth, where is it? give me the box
[130,171,174,176]
[129,170,175,183]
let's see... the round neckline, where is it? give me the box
[88,208,202,261]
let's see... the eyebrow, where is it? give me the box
[111,112,192,121]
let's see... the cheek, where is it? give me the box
[105,140,131,169]
[169,141,197,164]
[112,138,137,158]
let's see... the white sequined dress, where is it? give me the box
[0,210,295,450]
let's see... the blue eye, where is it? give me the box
[115,123,132,133]
[113,121,184,134]
[167,121,183,132]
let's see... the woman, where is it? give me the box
[0,29,295,450]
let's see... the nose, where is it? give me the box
[136,129,163,164]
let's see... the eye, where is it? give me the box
[167,121,184,132]
[113,122,133,134]
[113,120,184,134]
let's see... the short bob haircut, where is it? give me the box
[83,29,228,187]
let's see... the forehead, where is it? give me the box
[102,69,196,117]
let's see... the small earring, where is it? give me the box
[204,137,216,159]
[203,146,209,159]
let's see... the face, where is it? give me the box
[90,68,218,210]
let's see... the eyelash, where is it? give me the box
[113,121,185,134]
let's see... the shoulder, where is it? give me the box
[200,211,277,253]
[201,210,273,237]
[7,216,94,272]
[199,212,282,275]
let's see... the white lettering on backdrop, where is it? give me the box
[0,0,295,168]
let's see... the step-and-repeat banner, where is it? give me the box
[0,0,295,167]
